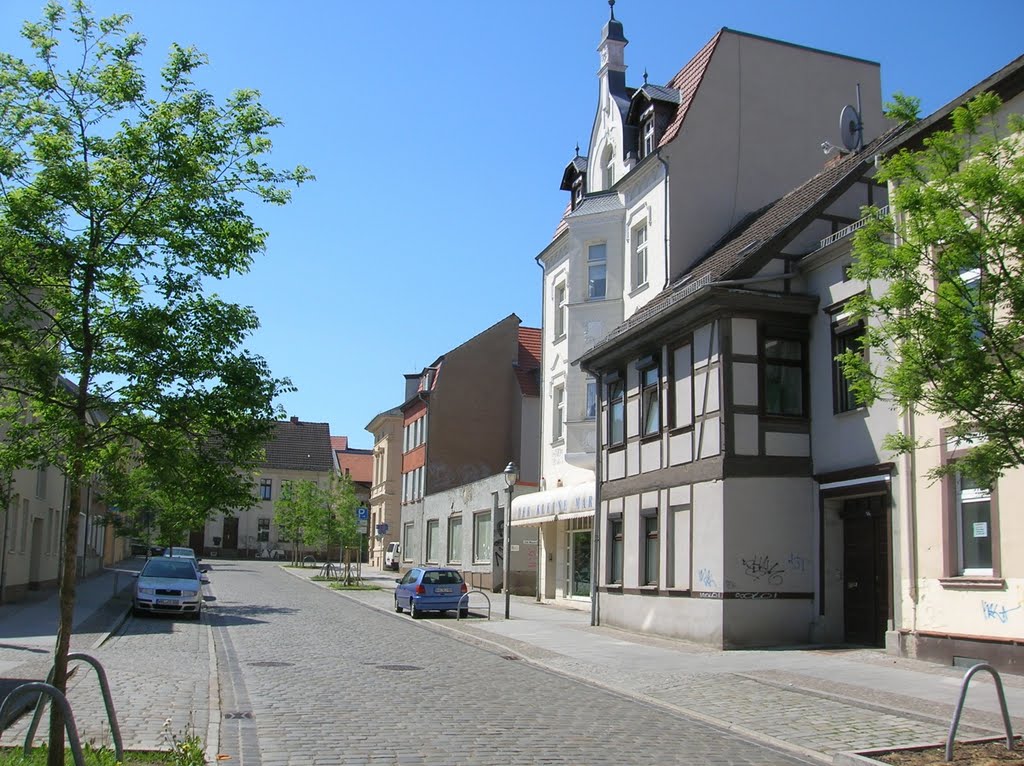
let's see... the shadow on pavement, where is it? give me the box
[205,603,299,627]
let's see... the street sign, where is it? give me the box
[357,507,369,521]
[376,523,389,535]
[357,519,368,534]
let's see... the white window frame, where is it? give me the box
[447,515,462,564]
[587,243,607,300]
[554,281,567,339]
[585,377,597,420]
[632,222,648,289]
[642,117,655,158]
[472,510,492,564]
[956,473,993,576]
[425,519,440,563]
[552,383,565,443]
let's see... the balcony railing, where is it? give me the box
[818,205,889,251]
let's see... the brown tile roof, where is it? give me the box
[516,327,542,397]
[335,448,372,484]
[585,126,906,356]
[262,418,334,472]
[658,30,722,148]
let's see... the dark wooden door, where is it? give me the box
[188,529,205,554]
[222,517,239,551]
[842,496,889,646]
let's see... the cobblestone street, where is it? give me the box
[208,560,815,766]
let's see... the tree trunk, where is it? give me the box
[47,465,83,766]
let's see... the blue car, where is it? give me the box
[394,566,468,619]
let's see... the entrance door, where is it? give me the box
[188,529,204,554]
[842,496,889,646]
[222,517,239,552]
[566,530,591,598]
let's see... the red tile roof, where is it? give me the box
[332,435,373,484]
[658,30,722,148]
[515,327,542,397]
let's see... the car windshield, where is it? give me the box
[143,559,198,580]
[422,570,462,585]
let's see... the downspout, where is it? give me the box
[657,150,671,288]
[580,364,604,627]
[903,407,919,628]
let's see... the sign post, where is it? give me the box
[357,507,369,581]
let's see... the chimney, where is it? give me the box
[290,416,299,424]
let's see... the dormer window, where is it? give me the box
[641,117,655,158]
[573,178,584,209]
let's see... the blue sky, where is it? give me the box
[2,1,1022,449]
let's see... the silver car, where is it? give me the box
[133,557,206,619]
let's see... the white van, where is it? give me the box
[384,542,401,571]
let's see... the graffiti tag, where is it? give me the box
[982,602,1021,623]
[787,553,809,573]
[697,568,718,589]
[741,554,785,586]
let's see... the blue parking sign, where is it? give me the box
[357,507,369,521]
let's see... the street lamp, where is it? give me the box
[502,461,518,620]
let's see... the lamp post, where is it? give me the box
[502,461,518,620]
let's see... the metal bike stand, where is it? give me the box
[0,682,85,766]
[319,562,338,579]
[24,653,123,763]
[457,589,491,621]
[946,662,1015,762]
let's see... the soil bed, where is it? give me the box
[874,738,1023,766]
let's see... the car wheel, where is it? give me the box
[459,608,469,619]
[394,597,403,614]
[410,601,420,619]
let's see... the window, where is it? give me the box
[426,519,440,563]
[958,263,985,343]
[602,145,615,188]
[763,337,805,416]
[833,319,866,413]
[554,282,567,339]
[402,522,414,562]
[448,516,462,563]
[641,118,655,158]
[609,517,623,585]
[257,517,270,543]
[642,513,659,586]
[36,465,46,499]
[632,223,648,289]
[608,377,625,446]
[585,377,597,420]
[259,478,272,501]
[552,383,565,442]
[588,243,607,300]
[639,361,660,436]
[956,474,992,575]
[8,500,16,552]
[572,179,584,209]
[472,511,491,563]
[20,500,29,553]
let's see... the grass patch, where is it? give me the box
[327,582,382,591]
[0,745,172,764]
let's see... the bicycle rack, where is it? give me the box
[0,682,85,766]
[302,555,317,568]
[457,589,491,621]
[24,653,123,763]
[946,662,1015,762]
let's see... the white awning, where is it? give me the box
[510,482,595,527]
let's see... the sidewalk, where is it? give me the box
[0,558,142,728]
[285,563,1024,765]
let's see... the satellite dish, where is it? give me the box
[839,103,863,152]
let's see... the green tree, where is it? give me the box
[321,472,360,582]
[0,3,309,760]
[843,91,1024,488]
[273,479,318,564]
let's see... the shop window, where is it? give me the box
[473,511,491,564]
[448,516,462,564]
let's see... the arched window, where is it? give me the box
[602,144,616,189]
